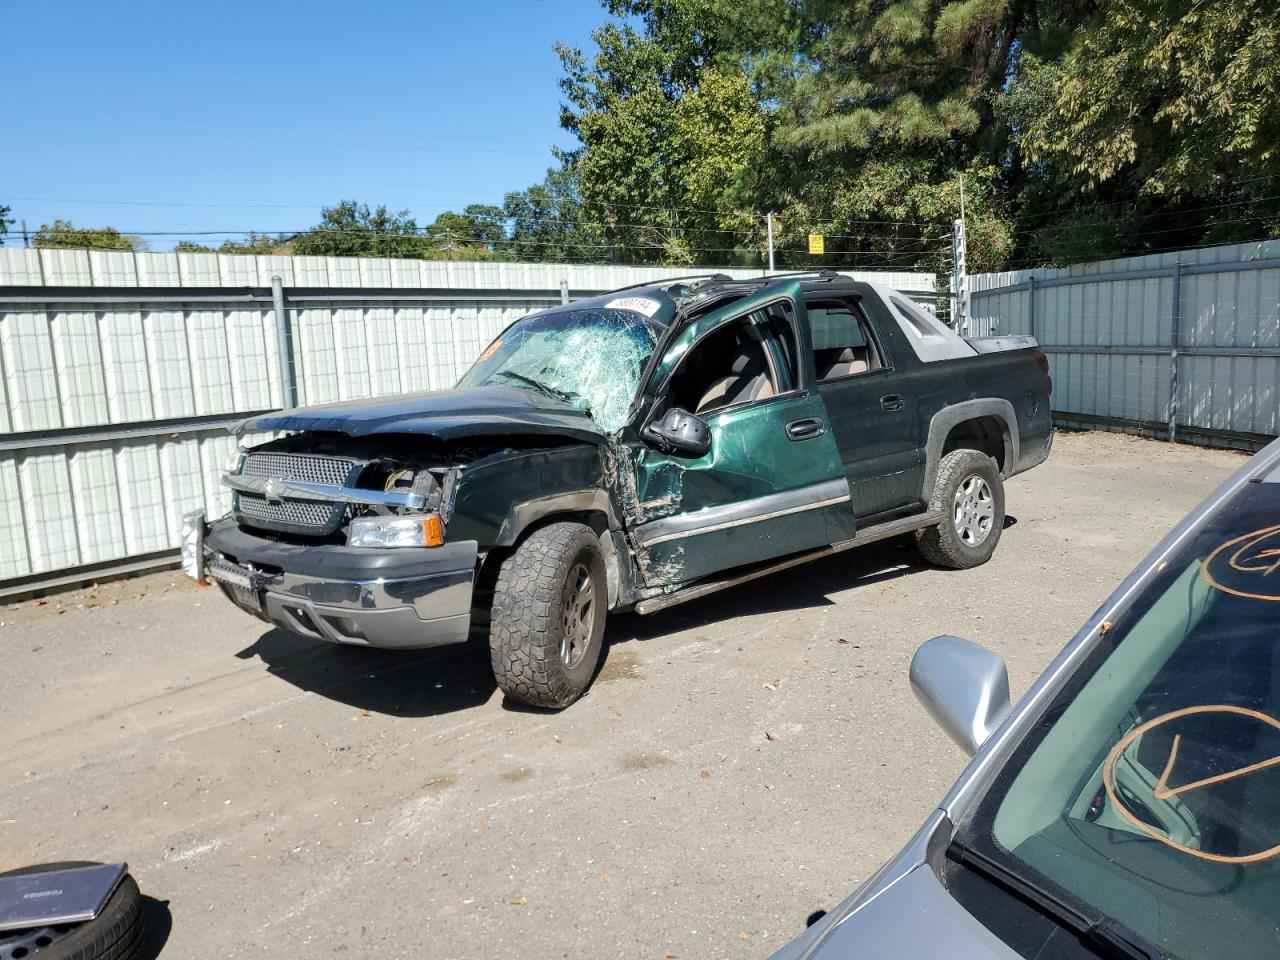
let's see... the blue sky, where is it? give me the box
[1,1,612,249]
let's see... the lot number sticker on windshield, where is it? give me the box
[604,296,661,317]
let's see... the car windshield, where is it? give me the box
[958,477,1280,959]
[456,307,661,432]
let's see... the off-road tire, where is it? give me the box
[0,862,143,960]
[489,522,607,709]
[915,449,1005,569]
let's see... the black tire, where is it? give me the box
[489,522,608,709]
[915,449,1006,569]
[0,862,143,960]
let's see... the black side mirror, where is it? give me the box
[642,407,711,458]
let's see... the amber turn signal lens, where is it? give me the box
[421,513,444,547]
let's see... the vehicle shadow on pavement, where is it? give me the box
[611,534,926,646]
[234,630,496,718]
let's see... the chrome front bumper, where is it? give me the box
[183,511,477,649]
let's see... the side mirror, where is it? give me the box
[642,407,711,458]
[910,635,1011,757]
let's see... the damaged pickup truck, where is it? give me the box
[182,272,1053,708]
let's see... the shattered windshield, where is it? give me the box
[456,307,661,432]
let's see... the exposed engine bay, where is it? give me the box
[230,431,566,542]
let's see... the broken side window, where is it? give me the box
[663,313,782,416]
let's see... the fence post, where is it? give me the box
[271,276,298,409]
[766,212,775,274]
[1168,263,1182,443]
[1027,274,1036,339]
[952,219,968,334]
[559,280,570,305]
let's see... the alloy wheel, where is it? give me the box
[953,475,995,546]
[559,562,595,669]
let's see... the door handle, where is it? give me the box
[880,394,905,412]
[786,417,826,440]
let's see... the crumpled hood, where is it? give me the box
[238,385,607,444]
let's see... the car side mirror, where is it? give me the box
[910,635,1012,757]
[642,407,711,458]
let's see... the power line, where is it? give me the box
[1008,192,1280,241]
[6,195,330,210]
[1008,171,1280,227]
[6,195,957,241]
[995,231,1280,270]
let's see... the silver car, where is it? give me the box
[773,437,1280,959]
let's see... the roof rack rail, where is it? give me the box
[610,273,733,293]
[669,269,844,291]
[755,269,844,281]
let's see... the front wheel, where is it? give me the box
[488,522,608,709]
[915,449,1006,569]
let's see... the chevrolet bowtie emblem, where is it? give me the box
[263,477,286,503]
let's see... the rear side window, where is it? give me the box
[807,300,884,380]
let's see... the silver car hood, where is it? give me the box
[771,862,1018,959]
[770,810,1018,960]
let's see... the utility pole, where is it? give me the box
[21,219,29,249]
[766,212,775,274]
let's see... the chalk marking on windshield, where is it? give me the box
[1102,704,1280,864]
[1200,524,1280,601]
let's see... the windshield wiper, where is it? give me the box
[948,840,1165,960]
[491,371,584,407]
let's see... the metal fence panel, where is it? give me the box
[969,239,1280,446]
[0,252,935,594]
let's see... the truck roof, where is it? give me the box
[541,272,995,364]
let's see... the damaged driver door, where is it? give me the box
[624,285,856,589]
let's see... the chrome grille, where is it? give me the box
[237,494,344,531]
[242,452,358,487]
[234,452,361,536]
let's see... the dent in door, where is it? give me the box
[626,397,855,588]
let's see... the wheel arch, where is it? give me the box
[922,399,1019,499]
[479,495,627,610]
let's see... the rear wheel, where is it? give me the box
[915,449,1005,569]
[488,522,607,709]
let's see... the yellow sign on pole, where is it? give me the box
[808,233,825,255]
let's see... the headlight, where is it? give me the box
[223,447,246,475]
[347,513,444,548]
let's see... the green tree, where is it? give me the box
[557,9,773,264]
[557,0,1026,270]
[504,162,607,262]
[425,204,504,259]
[174,232,294,255]
[0,203,12,241]
[755,0,1103,271]
[292,201,430,258]
[34,219,146,251]
[564,0,1280,271]
[1000,0,1280,259]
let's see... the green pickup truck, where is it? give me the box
[182,272,1053,708]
